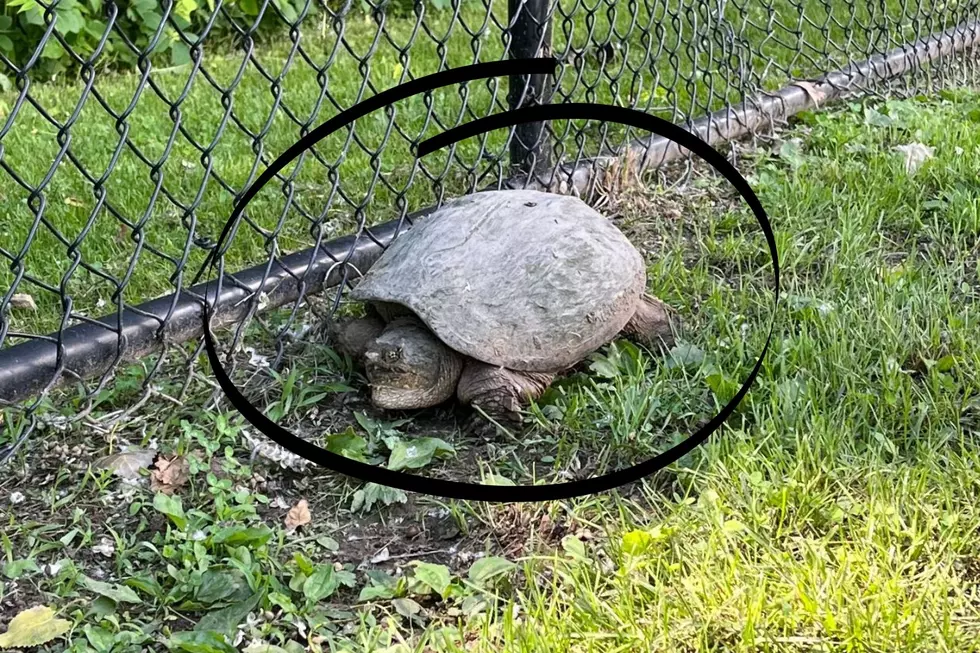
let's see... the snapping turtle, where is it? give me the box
[331,189,678,428]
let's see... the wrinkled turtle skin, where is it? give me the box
[329,189,680,430]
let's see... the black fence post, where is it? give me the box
[507,0,554,181]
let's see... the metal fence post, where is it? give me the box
[507,0,554,181]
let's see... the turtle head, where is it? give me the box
[362,317,463,410]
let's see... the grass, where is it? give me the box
[0,84,979,652]
[0,0,961,339]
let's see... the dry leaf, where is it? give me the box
[96,448,157,481]
[793,80,826,107]
[150,455,190,495]
[285,499,311,530]
[9,293,37,312]
[0,605,72,648]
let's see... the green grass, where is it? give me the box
[1,0,963,340]
[468,90,980,652]
[1,87,979,652]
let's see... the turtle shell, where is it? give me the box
[351,189,646,372]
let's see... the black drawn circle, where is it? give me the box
[202,58,780,503]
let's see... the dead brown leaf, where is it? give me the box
[150,455,190,495]
[793,80,827,107]
[285,499,311,530]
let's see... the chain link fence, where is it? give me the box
[1,0,979,461]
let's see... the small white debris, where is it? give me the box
[119,477,143,491]
[41,415,70,431]
[955,146,965,156]
[46,561,64,576]
[192,530,207,542]
[271,496,291,510]
[93,538,115,558]
[294,619,308,639]
[257,292,271,312]
[244,347,270,368]
[9,293,38,312]
[286,322,314,340]
[893,142,935,174]
[9,491,25,505]
[370,547,391,564]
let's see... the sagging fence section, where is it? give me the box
[1,0,979,460]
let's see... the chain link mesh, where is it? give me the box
[1,0,978,460]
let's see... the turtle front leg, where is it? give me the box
[457,360,555,436]
[326,314,386,360]
[620,293,681,353]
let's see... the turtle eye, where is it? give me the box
[385,348,401,362]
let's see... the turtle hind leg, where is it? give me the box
[620,293,681,353]
[457,360,555,435]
